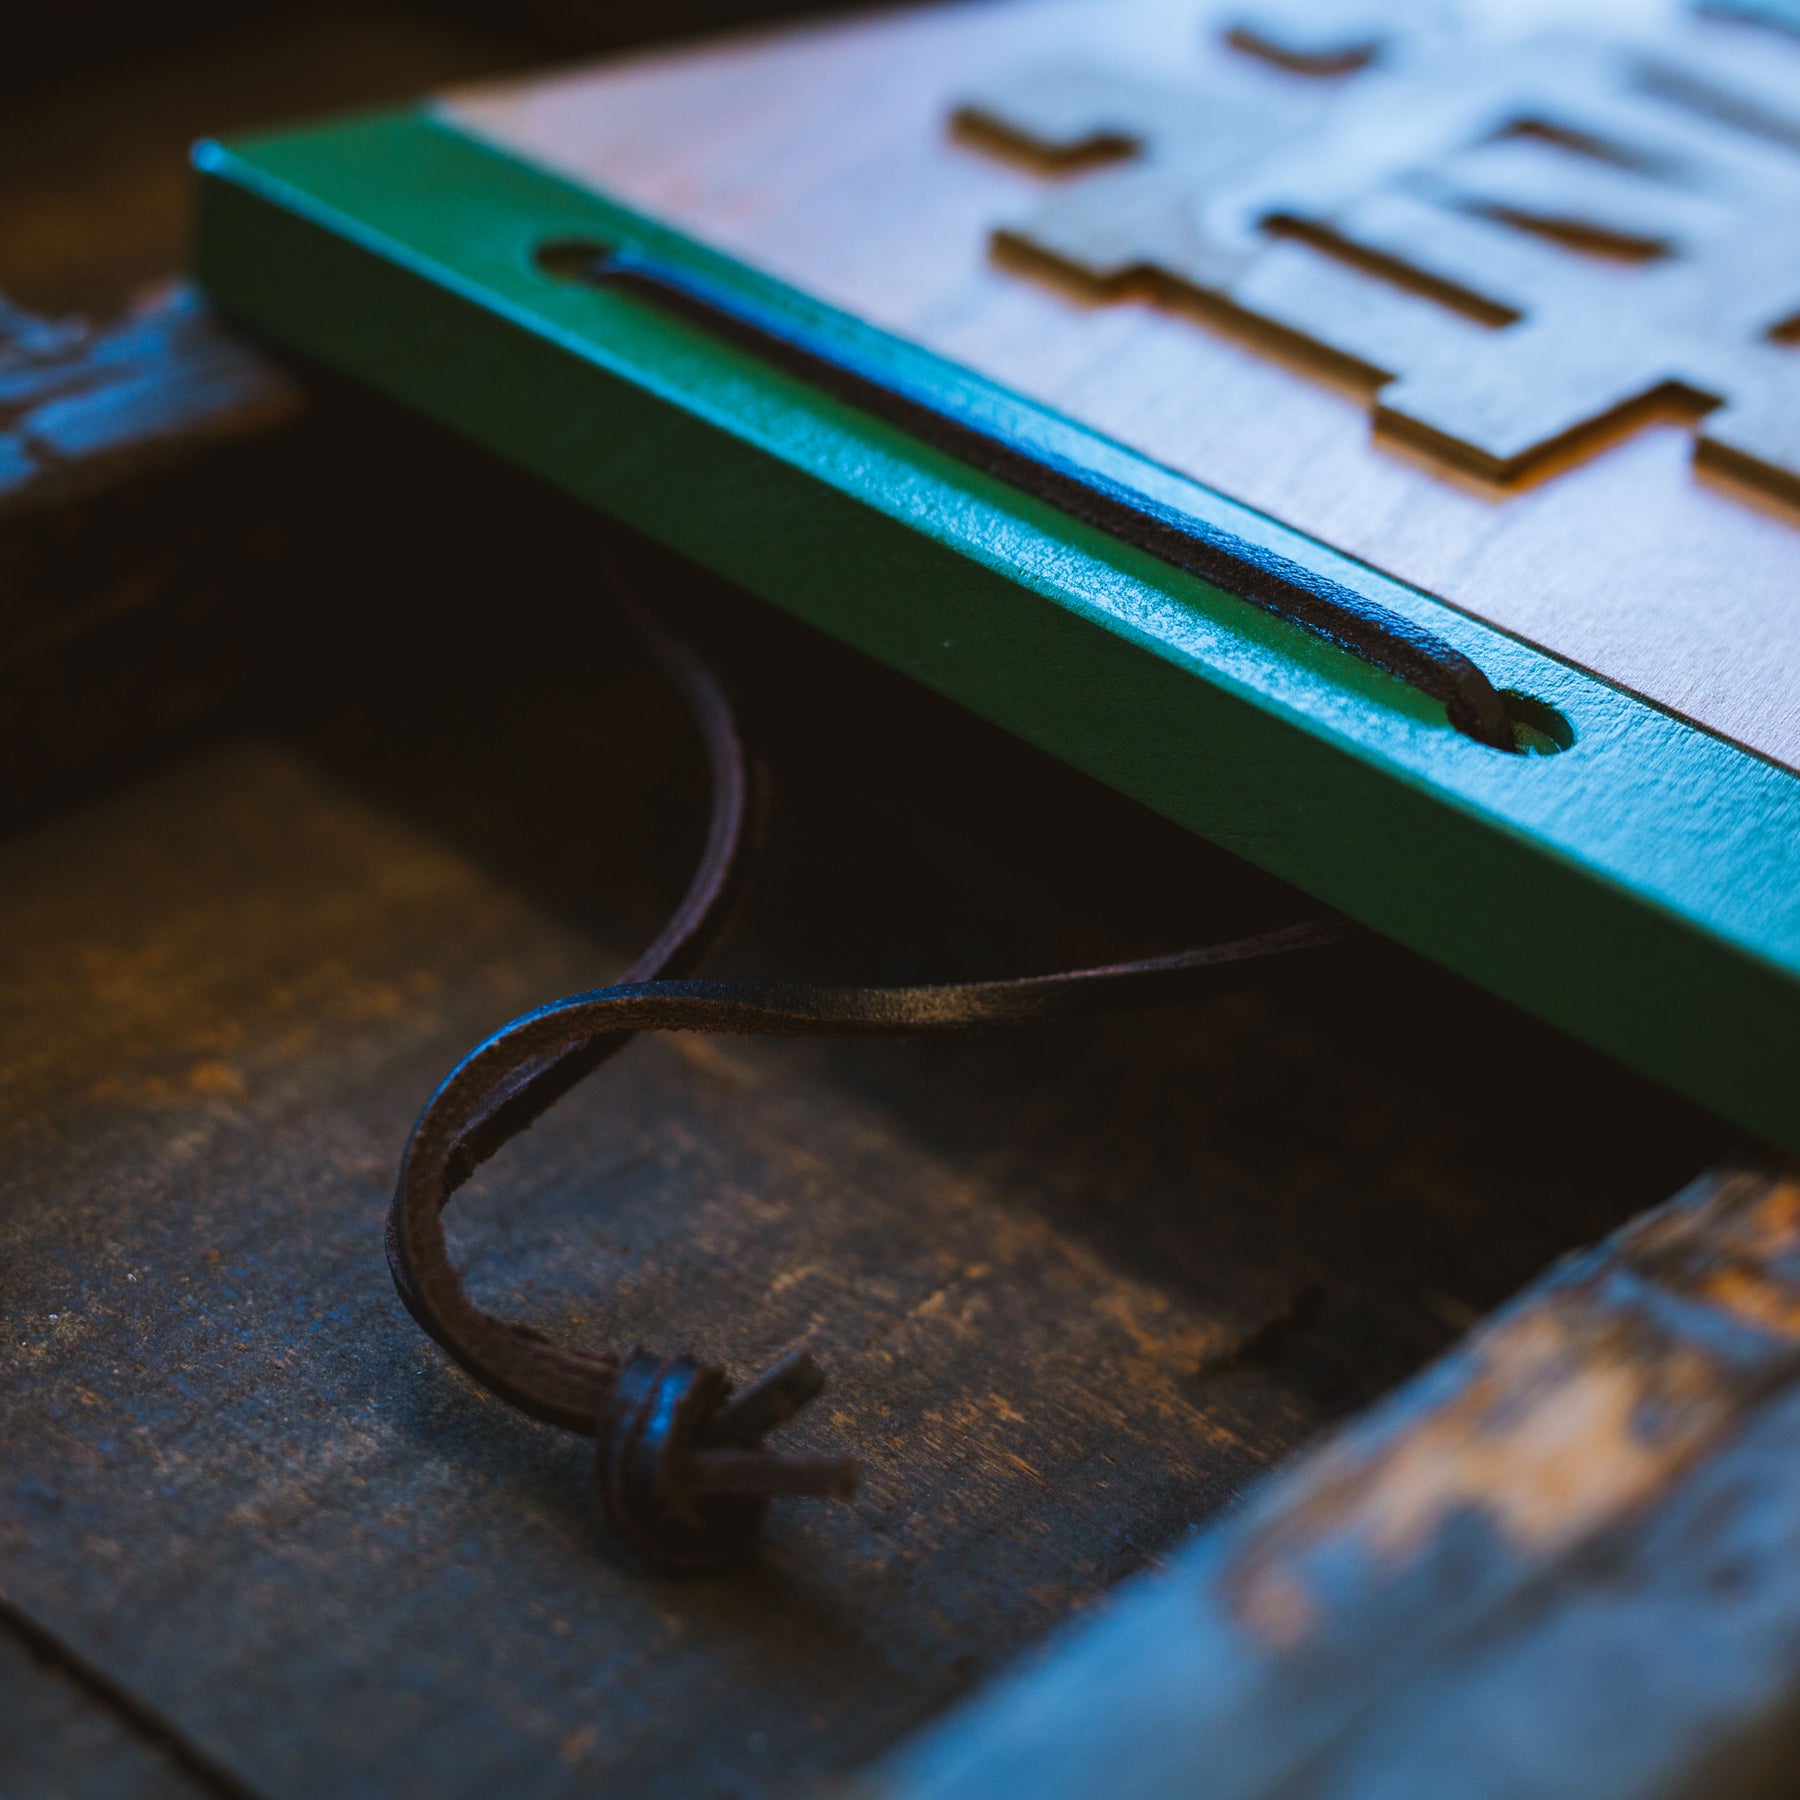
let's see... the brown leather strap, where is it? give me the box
[383,603,1354,1562]
[385,603,757,1429]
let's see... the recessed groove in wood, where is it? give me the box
[445,0,1800,773]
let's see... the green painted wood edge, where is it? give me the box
[192,108,1800,1147]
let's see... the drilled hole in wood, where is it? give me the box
[1503,691,1574,756]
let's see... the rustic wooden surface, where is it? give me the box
[0,7,1782,1797]
[0,284,300,832]
[447,0,1800,774]
[0,1617,217,1800]
[0,373,1731,1795]
[0,285,295,513]
[0,0,532,836]
[882,1165,1800,1800]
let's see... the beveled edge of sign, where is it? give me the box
[192,107,1800,1148]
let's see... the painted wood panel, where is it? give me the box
[446,0,1800,772]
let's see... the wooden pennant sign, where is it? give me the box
[193,0,1800,1147]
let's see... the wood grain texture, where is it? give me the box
[0,284,297,518]
[0,380,1730,1793]
[0,23,1770,1780]
[0,284,300,835]
[446,0,1800,773]
[0,742,1628,1799]
[881,1165,1800,1800]
[0,1614,225,1800]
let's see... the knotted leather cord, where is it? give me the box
[549,245,1518,753]
[386,609,1355,1447]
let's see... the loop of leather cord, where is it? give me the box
[384,603,1356,1558]
[386,602,757,1426]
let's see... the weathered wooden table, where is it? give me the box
[2,7,1796,1798]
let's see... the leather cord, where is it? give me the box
[543,242,1518,753]
[385,605,1355,1566]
